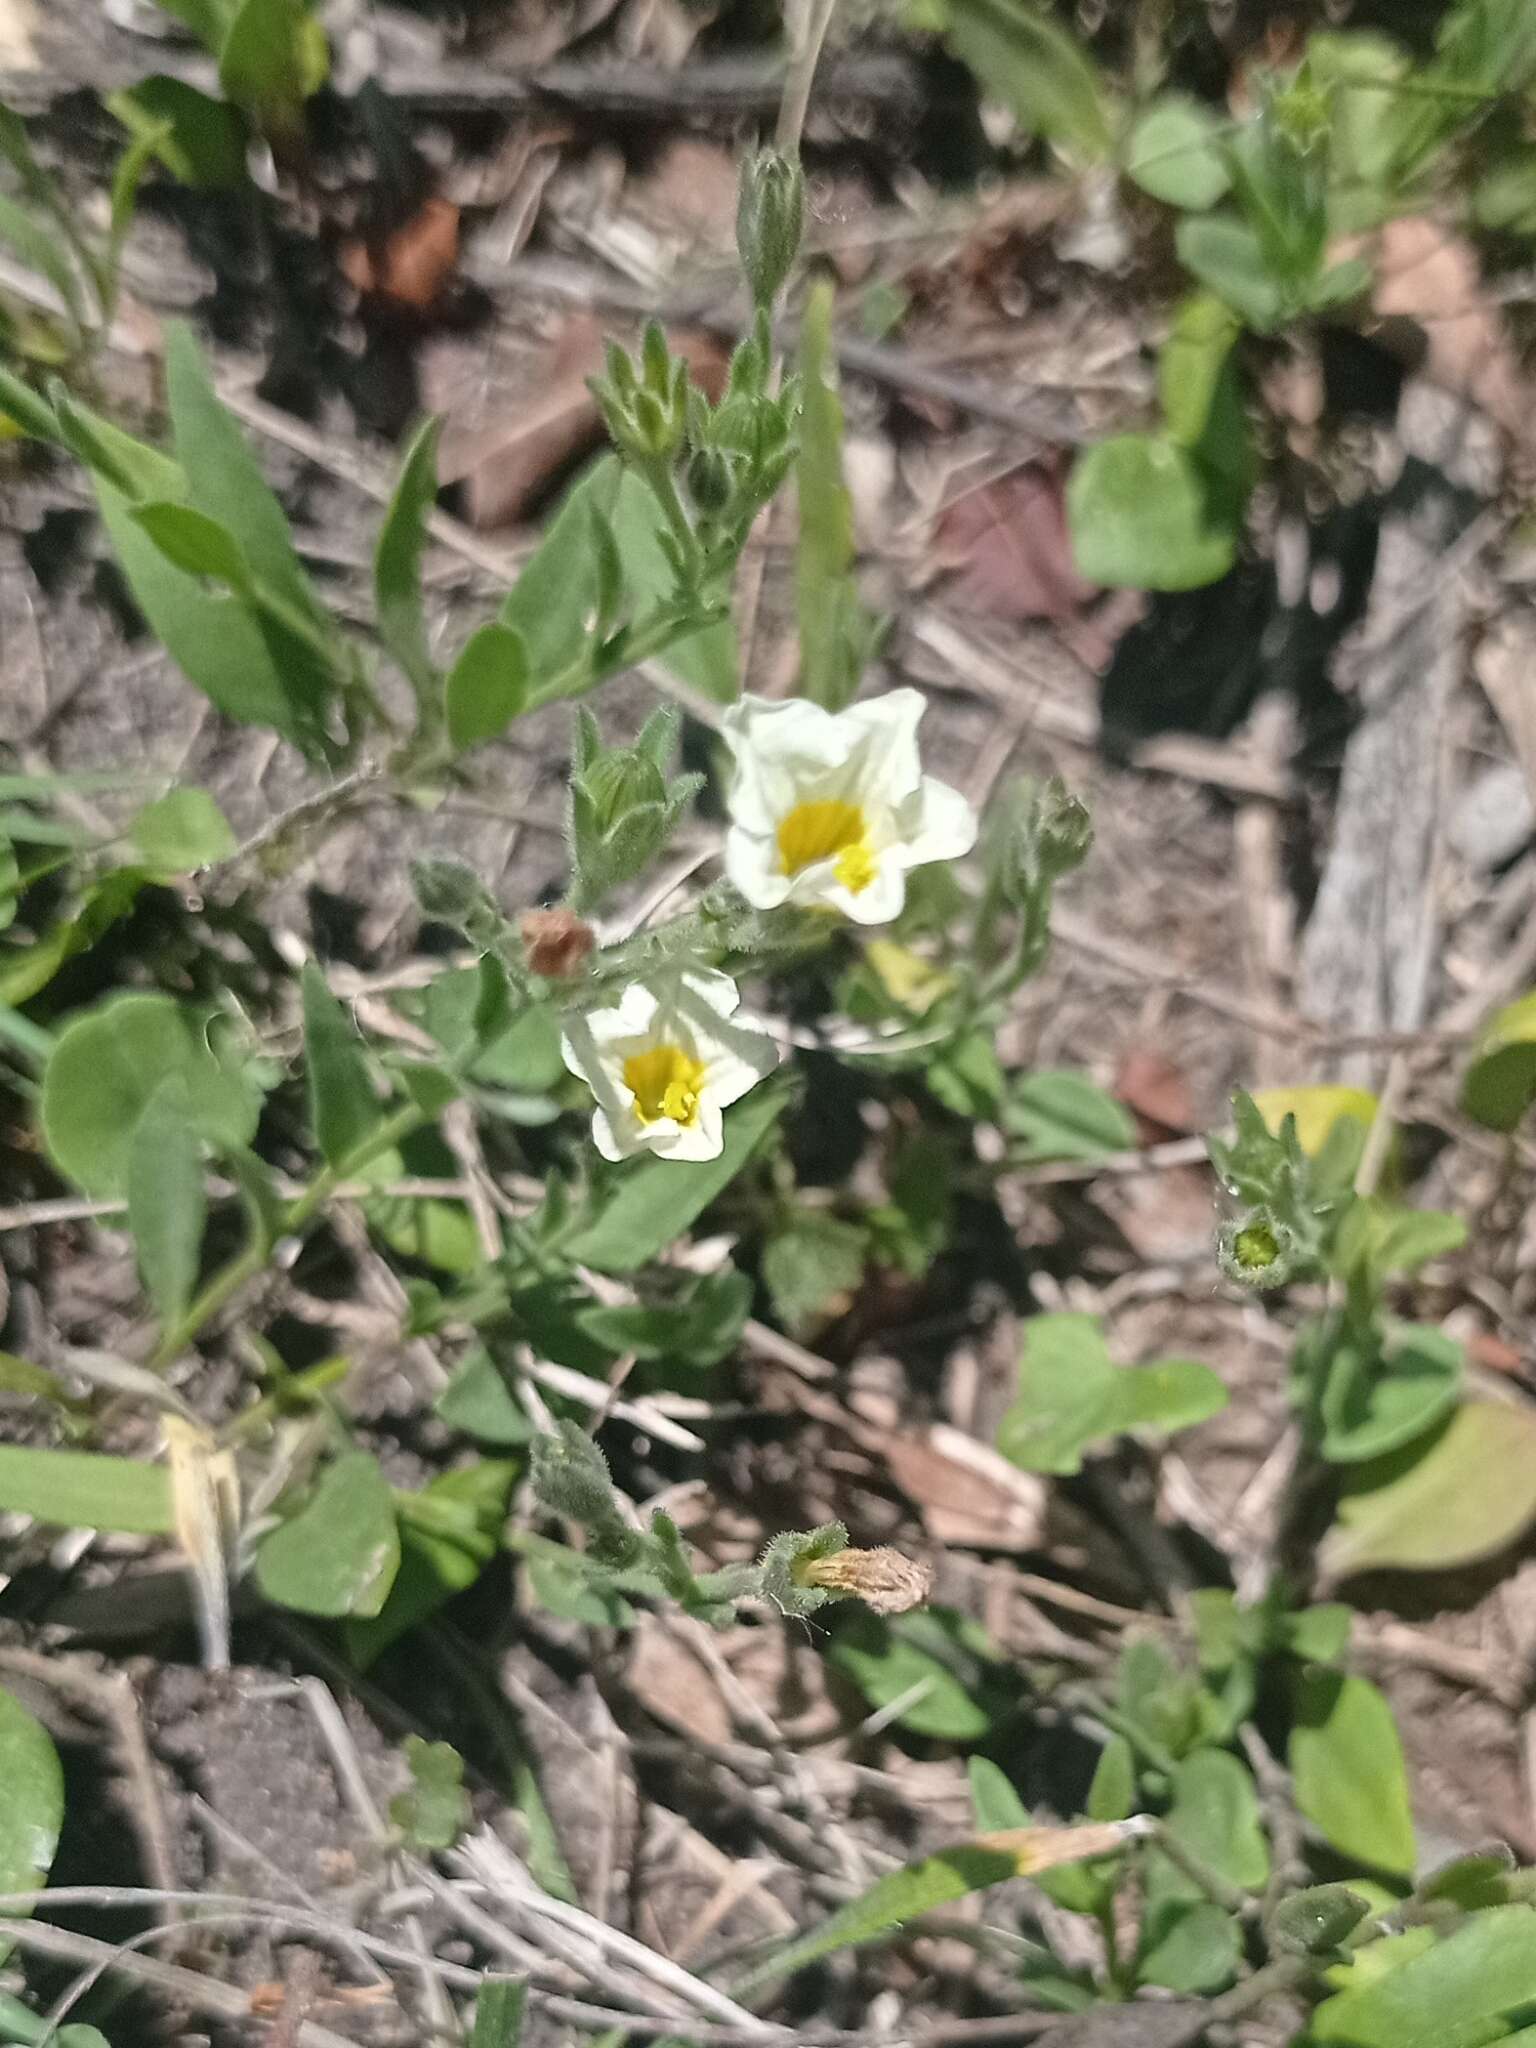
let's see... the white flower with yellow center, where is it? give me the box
[560,969,780,1163]
[721,689,978,924]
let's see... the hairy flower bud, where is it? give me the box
[736,150,805,311]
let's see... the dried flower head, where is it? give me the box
[798,1545,934,1615]
[521,908,595,980]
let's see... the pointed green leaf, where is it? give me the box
[0,1444,174,1534]
[445,623,529,749]
[129,786,237,871]
[131,501,252,589]
[127,1076,206,1325]
[301,962,383,1169]
[1290,1672,1415,1876]
[374,416,442,708]
[0,1685,64,1961]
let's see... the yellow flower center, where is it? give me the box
[776,799,877,895]
[623,1043,707,1126]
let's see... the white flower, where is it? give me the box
[560,969,780,1163]
[721,689,977,924]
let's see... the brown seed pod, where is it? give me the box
[520,908,595,981]
[801,1546,934,1615]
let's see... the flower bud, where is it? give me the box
[1217,1212,1296,1289]
[520,907,595,981]
[736,149,805,311]
[798,1545,934,1615]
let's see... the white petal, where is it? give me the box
[826,859,907,925]
[901,776,979,864]
[723,696,856,833]
[725,824,793,910]
[705,1033,781,1107]
[678,968,743,1019]
[838,688,926,805]
[591,1107,635,1161]
[583,982,661,1047]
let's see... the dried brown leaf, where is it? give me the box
[340,198,461,315]
[930,462,1098,627]
[1369,216,1530,446]
[1114,1048,1197,1140]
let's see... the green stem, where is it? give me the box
[642,460,707,590]
[148,1102,429,1372]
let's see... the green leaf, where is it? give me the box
[1115,1357,1228,1435]
[374,417,441,709]
[1003,1069,1137,1160]
[0,1685,64,1960]
[500,460,621,692]
[127,1077,206,1325]
[51,386,185,500]
[968,1755,1029,1832]
[1174,214,1288,331]
[1271,1883,1373,1959]
[1067,433,1240,591]
[1474,151,1536,236]
[301,962,383,1170]
[1137,1900,1241,1994]
[389,1736,469,1851]
[445,624,529,750]
[1126,95,1232,209]
[1158,293,1252,499]
[0,1444,174,1533]
[129,786,237,870]
[739,1841,1021,1991]
[761,1212,866,1335]
[1164,1749,1269,1891]
[1314,1321,1462,1465]
[255,1450,401,1618]
[1312,1905,1536,2047]
[1321,1401,1536,1579]
[1087,1733,1137,1822]
[469,1980,526,2048]
[1290,1671,1415,1876]
[132,500,252,589]
[218,0,328,142]
[107,77,249,190]
[1331,1198,1466,1288]
[94,481,320,748]
[163,323,341,743]
[527,1552,635,1626]
[603,470,739,705]
[1462,991,1536,1131]
[1282,1603,1352,1664]
[939,0,1113,162]
[0,365,63,444]
[997,1313,1223,1475]
[347,1460,514,1666]
[795,277,863,711]
[435,1346,533,1445]
[828,1606,1003,1740]
[578,1267,751,1371]
[41,992,261,1197]
[0,192,85,334]
[564,1082,786,1273]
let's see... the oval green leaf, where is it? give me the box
[1290,1671,1415,1877]
[1462,990,1536,1132]
[1322,1400,1536,1580]
[1127,95,1232,209]
[41,992,262,1197]
[0,1684,64,1958]
[1067,433,1239,592]
[254,1450,401,1618]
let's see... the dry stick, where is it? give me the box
[297,1679,456,2043]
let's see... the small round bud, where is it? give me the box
[686,446,735,516]
[520,908,595,981]
[1217,1212,1296,1289]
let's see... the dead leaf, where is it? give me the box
[930,461,1098,630]
[340,198,461,316]
[1468,1331,1525,1377]
[1368,217,1530,447]
[880,1424,1046,1552]
[1114,1048,1197,1140]
[1474,614,1536,809]
[631,136,739,243]
[627,1618,734,1743]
